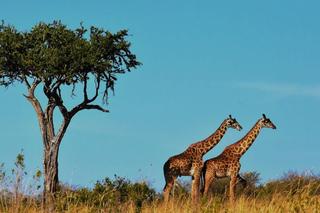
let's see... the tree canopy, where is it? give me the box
[0,21,141,107]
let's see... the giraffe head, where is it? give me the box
[259,114,277,129]
[226,115,242,131]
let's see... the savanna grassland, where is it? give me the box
[1,153,320,213]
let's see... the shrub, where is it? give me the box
[56,175,157,211]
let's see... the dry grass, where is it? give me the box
[142,193,320,213]
[1,189,319,213]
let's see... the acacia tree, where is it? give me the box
[0,21,140,202]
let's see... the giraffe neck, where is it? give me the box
[199,121,228,155]
[235,120,262,157]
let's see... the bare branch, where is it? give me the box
[88,77,100,103]
[57,104,70,119]
[69,103,109,118]
[23,80,49,148]
[23,79,42,107]
[23,77,31,89]
[49,90,70,119]
[51,79,62,93]
[82,104,109,112]
[45,103,56,138]
[57,87,62,100]
[29,79,41,96]
[52,117,70,146]
[43,81,70,122]
[83,75,88,101]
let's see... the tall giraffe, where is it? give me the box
[163,115,242,203]
[202,114,276,203]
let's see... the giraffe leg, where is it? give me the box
[163,174,176,203]
[191,173,201,203]
[203,169,215,197]
[229,174,237,204]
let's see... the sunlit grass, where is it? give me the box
[142,191,320,213]
[1,186,319,213]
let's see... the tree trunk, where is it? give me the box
[41,117,69,209]
[43,143,60,204]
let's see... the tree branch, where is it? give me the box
[49,89,70,120]
[88,77,100,103]
[23,80,49,148]
[52,117,70,146]
[82,75,100,104]
[24,79,40,98]
[51,80,62,94]
[83,75,88,102]
[23,80,43,116]
[57,104,70,119]
[45,101,56,139]
[43,81,70,138]
[82,104,109,112]
[69,103,109,118]
[23,77,31,89]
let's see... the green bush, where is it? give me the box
[56,175,157,211]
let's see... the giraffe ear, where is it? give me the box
[262,114,266,119]
[229,114,232,119]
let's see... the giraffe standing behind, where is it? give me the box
[202,114,276,203]
[163,115,242,203]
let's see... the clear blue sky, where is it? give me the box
[1,0,319,191]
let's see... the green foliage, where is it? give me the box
[11,150,26,195]
[14,152,25,171]
[0,20,141,101]
[56,175,156,211]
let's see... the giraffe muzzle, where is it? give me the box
[236,125,243,131]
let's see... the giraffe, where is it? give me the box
[163,115,242,203]
[202,114,276,203]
